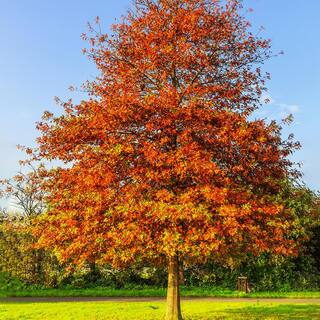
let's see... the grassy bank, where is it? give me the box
[1,286,320,298]
[0,301,320,319]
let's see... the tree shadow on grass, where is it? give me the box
[226,304,320,319]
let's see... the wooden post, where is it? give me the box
[237,276,249,293]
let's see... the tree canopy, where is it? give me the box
[27,1,303,319]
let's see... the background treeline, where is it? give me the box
[0,177,319,292]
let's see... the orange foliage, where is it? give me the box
[32,0,300,267]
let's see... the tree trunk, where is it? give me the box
[165,255,183,320]
[179,260,185,285]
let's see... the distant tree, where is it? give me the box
[281,181,320,238]
[0,165,46,221]
[0,207,8,222]
[283,182,320,278]
[0,215,61,286]
[0,167,58,286]
[29,1,303,319]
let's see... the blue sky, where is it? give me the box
[0,0,319,197]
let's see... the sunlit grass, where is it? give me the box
[0,301,320,320]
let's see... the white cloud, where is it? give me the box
[259,92,300,119]
[278,103,300,114]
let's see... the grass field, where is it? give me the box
[0,301,320,319]
[1,287,320,298]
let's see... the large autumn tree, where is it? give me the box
[29,0,301,319]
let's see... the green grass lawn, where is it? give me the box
[0,301,320,319]
[1,286,320,298]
